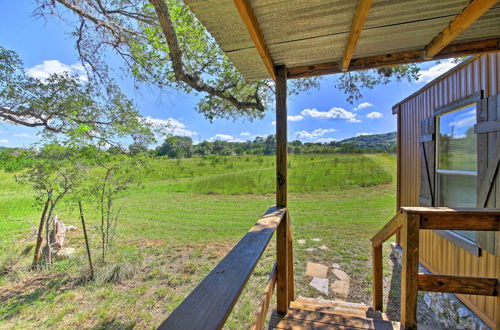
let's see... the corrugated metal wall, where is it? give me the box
[394,52,500,327]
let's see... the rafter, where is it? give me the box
[287,38,500,79]
[341,0,372,72]
[424,0,498,59]
[233,0,276,80]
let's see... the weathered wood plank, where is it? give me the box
[270,309,399,329]
[477,138,500,208]
[276,210,289,314]
[251,263,276,330]
[400,213,420,330]
[401,206,500,216]
[158,206,285,330]
[232,0,276,80]
[371,213,402,247]
[286,212,294,304]
[341,0,372,71]
[419,214,500,231]
[275,65,287,208]
[418,274,497,296]
[372,245,383,312]
[287,39,500,79]
[474,120,500,134]
[424,0,498,59]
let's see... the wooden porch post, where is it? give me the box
[400,213,420,329]
[276,64,293,314]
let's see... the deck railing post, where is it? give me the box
[372,244,383,311]
[275,64,291,314]
[400,212,420,329]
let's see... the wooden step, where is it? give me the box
[294,297,370,311]
[269,309,400,329]
[290,301,388,320]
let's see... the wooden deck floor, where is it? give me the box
[269,298,400,329]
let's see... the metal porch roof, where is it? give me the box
[183,0,500,80]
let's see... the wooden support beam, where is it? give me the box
[418,274,497,296]
[233,0,276,80]
[287,38,500,79]
[372,245,383,312]
[341,0,372,71]
[275,65,287,208]
[424,0,499,59]
[400,213,419,330]
[419,214,499,231]
[276,210,289,314]
[286,212,295,304]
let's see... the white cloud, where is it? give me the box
[353,102,373,111]
[366,112,383,119]
[419,59,458,83]
[0,139,8,144]
[294,128,336,139]
[240,132,251,136]
[13,133,33,138]
[301,107,360,123]
[26,60,88,82]
[208,134,244,143]
[287,115,303,122]
[315,138,336,143]
[449,115,476,128]
[145,117,197,137]
[356,132,373,137]
[271,115,304,125]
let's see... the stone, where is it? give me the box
[311,238,322,242]
[305,248,317,252]
[305,262,328,278]
[457,307,473,319]
[309,277,329,295]
[424,294,432,308]
[297,239,306,245]
[332,263,341,269]
[333,268,350,281]
[331,280,349,298]
[55,247,75,259]
[319,245,329,250]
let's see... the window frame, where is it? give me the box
[432,93,482,256]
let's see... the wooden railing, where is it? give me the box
[371,207,500,329]
[158,206,294,330]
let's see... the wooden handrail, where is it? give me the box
[372,207,500,329]
[371,213,403,247]
[418,274,497,296]
[159,206,286,330]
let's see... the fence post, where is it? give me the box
[400,212,420,329]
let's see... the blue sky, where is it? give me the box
[0,1,459,147]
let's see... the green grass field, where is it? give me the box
[0,154,397,329]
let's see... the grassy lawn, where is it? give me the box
[0,154,397,329]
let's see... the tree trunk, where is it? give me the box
[79,201,94,280]
[32,196,51,266]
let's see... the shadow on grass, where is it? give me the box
[92,318,136,330]
[0,275,76,320]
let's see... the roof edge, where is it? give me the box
[391,55,478,114]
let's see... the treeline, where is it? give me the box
[151,132,396,158]
[0,132,396,170]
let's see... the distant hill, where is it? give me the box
[339,132,396,152]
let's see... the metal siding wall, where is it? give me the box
[397,53,500,327]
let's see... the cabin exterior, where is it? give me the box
[394,52,500,328]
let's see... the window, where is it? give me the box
[436,103,477,242]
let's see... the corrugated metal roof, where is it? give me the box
[184,0,500,80]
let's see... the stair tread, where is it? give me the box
[290,301,388,320]
[269,308,400,330]
[295,297,369,310]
